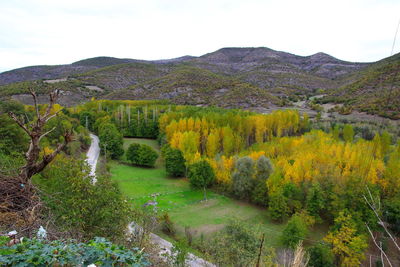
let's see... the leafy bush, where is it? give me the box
[0,236,149,266]
[163,145,186,177]
[281,213,309,249]
[126,143,141,164]
[126,143,158,167]
[203,220,261,266]
[35,155,131,241]
[308,242,334,267]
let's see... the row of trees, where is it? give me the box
[160,109,308,161]
[75,99,171,139]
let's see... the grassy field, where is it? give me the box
[110,138,326,247]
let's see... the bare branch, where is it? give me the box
[32,130,72,175]
[365,223,393,267]
[9,89,73,182]
[44,110,61,123]
[39,127,56,142]
[8,112,30,135]
[364,187,400,252]
[42,90,60,121]
[29,87,40,119]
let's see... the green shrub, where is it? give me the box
[35,155,131,241]
[164,146,186,177]
[126,143,141,164]
[204,220,261,266]
[126,143,158,167]
[308,242,334,267]
[280,213,310,248]
[0,236,149,266]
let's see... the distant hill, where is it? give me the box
[106,66,279,108]
[320,52,400,119]
[3,47,397,115]
[0,65,96,86]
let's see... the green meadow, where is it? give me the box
[110,138,326,247]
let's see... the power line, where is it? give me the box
[390,18,400,56]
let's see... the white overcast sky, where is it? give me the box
[1,0,399,72]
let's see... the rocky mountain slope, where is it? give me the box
[2,47,396,116]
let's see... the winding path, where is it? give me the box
[86,134,100,182]
[85,134,215,267]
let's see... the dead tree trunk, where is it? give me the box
[8,89,73,183]
[1,88,73,232]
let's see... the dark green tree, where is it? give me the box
[126,143,141,165]
[188,160,215,200]
[164,146,186,177]
[306,182,325,221]
[269,188,290,221]
[308,242,334,267]
[384,196,400,235]
[137,144,158,167]
[98,123,124,159]
[252,156,273,205]
[232,156,255,200]
[281,213,309,249]
[79,111,95,132]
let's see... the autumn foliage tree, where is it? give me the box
[324,211,368,267]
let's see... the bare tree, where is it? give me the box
[364,186,400,266]
[0,88,73,233]
[8,88,73,183]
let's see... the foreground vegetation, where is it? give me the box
[1,96,399,266]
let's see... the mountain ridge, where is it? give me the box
[0,47,398,118]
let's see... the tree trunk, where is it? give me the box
[3,88,73,232]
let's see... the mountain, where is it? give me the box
[106,66,279,108]
[3,46,394,113]
[320,52,400,119]
[0,65,96,86]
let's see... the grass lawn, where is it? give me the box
[111,138,326,247]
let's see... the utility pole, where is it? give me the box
[127,105,131,126]
[85,116,88,129]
